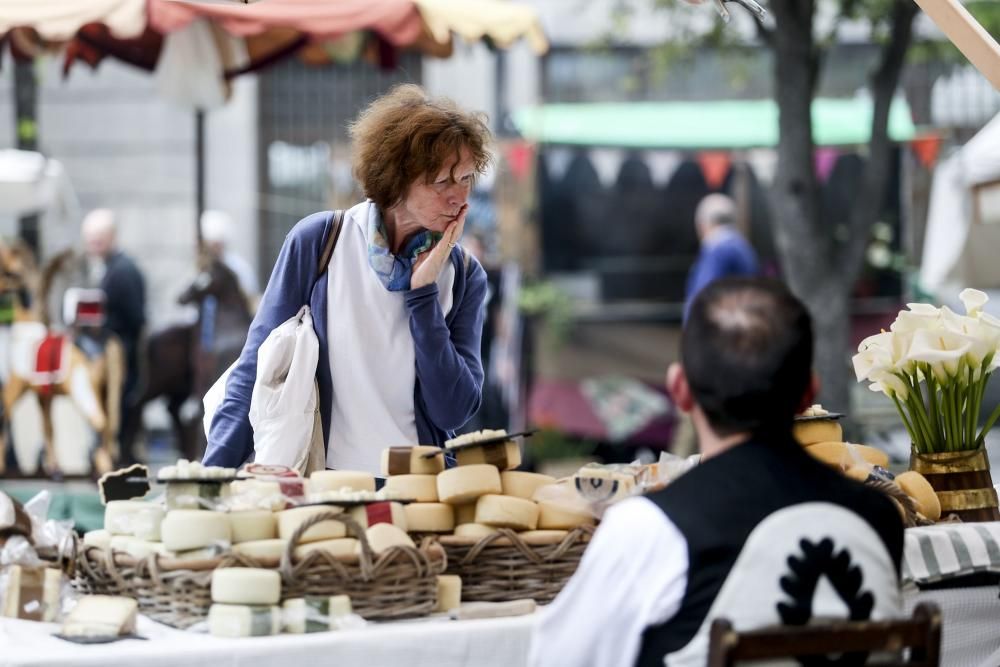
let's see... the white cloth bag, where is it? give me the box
[248,305,326,475]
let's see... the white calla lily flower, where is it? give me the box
[959,288,989,316]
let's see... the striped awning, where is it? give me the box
[902,521,1000,584]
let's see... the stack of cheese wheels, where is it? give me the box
[793,404,844,447]
[208,568,283,637]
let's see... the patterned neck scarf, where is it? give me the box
[365,204,442,291]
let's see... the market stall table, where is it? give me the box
[1,611,535,667]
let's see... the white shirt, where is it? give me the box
[529,496,689,667]
[325,202,454,474]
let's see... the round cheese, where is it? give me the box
[229,480,286,511]
[380,446,445,476]
[454,503,477,526]
[806,442,889,470]
[208,603,281,637]
[501,471,556,500]
[361,523,415,555]
[293,537,359,561]
[403,503,456,533]
[475,494,539,531]
[228,510,277,543]
[161,510,231,552]
[793,420,844,446]
[437,465,502,504]
[348,501,408,531]
[455,441,522,470]
[277,506,346,544]
[309,470,376,494]
[104,500,155,536]
[109,536,168,559]
[211,567,281,605]
[232,539,287,561]
[130,505,165,541]
[435,575,462,612]
[282,596,352,634]
[453,523,499,539]
[537,501,596,530]
[83,529,112,551]
[895,471,941,522]
[518,530,570,545]
[384,474,439,502]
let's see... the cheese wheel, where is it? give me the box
[211,568,281,605]
[282,596,352,633]
[793,420,844,446]
[229,480,286,511]
[361,523,415,555]
[129,505,165,541]
[437,465,502,504]
[574,469,635,503]
[208,603,281,638]
[161,510,232,552]
[233,539,287,561]
[453,523,499,539]
[348,501,408,531]
[403,503,456,533]
[104,500,155,536]
[165,481,230,511]
[475,494,539,531]
[277,506,346,544]
[383,474,439,502]
[228,510,277,543]
[310,470,376,494]
[294,538,359,561]
[537,501,596,530]
[895,471,942,522]
[518,530,570,545]
[83,529,112,551]
[381,446,445,476]
[3,566,62,622]
[114,538,168,560]
[62,595,137,637]
[806,442,889,470]
[455,441,522,470]
[501,471,557,500]
[435,575,462,612]
[454,503,477,526]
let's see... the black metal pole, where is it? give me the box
[195,109,206,250]
[14,59,39,255]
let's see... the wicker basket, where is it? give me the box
[74,544,267,629]
[864,479,937,527]
[437,526,594,604]
[279,511,445,621]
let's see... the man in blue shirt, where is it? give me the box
[684,193,759,319]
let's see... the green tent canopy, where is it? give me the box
[512,98,915,149]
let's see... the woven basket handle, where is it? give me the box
[280,509,375,576]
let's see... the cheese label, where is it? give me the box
[17,567,44,621]
[387,448,413,476]
[365,502,393,527]
[250,606,275,636]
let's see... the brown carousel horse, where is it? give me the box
[0,245,120,477]
[121,254,252,462]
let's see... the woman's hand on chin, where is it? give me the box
[410,204,468,290]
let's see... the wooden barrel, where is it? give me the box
[909,448,1000,522]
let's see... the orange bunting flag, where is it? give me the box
[911,134,942,169]
[697,151,731,190]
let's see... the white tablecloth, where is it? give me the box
[0,612,535,667]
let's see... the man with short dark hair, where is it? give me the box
[684,194,759,320]
[529,277,903,667]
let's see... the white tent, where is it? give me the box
[920,112,1000,303]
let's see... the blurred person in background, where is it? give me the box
[201,209,260,307]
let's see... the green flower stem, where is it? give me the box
[967,365,976,450]
[904,380,936,453]
[977,400,1000,445]
[892,394,921,454]
[924,366,943,450]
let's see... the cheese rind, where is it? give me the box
[61,595,137,637]
[403,503,456,533]
[453,523,499,539]
[347,501,408,531]
[381,446,445,476]
[233,539,287,561]
[793,420,843,446]
[161,510,232,551]
[294,538,359,561]
[383,474,439,502]
[454,441,521,471]
[208,603,281,638]
[500,471,556,500]
[536,501,596,530]
[437,465,502,504]
[104,500,155,536]
[361,523,415,555]
[454,503,477,526]
[475,494,539,531]
[277,506,346,544]
[228,510,277,543]
[435,575,462,612]
[211,568,281,605]
[895,471,942,521]
[309,470,376,494]
[82,529,112,551]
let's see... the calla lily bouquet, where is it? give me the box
[853,289,1000,454]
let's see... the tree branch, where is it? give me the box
[839,0,920,274]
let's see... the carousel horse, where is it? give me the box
[121,255,252,462]
[0,245,112,477]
